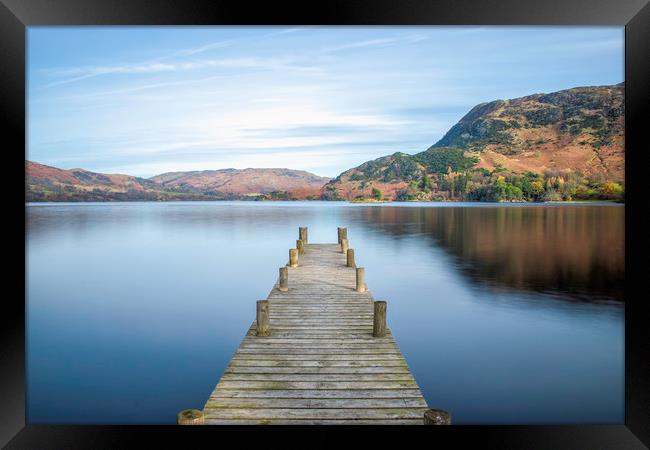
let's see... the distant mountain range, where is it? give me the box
[26,83,624,203]
[26,161,329,202]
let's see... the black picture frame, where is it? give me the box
[2,0,648,447]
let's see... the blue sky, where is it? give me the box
[27,26,623,178]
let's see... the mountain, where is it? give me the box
[26,161,330,202]
[26,161,170,202]
[322,83,624,202]
[150,168,329,199]
[432,83,624,178]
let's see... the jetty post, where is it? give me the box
[297,239,304,255]
[256,300,270,336]
[279,266,289,292]
[299,227,308,244]
[177,409,204,425]
[373,300,387,337]
[340,227,348,243]
[356,267,366,292]
[337,227,342,244]
[289,248,299,267]
[346,248,355,267]
[424,409,451,425]
[341,238,349,254]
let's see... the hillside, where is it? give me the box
[151,168,329,199]
[26,161,176,202]
[322,83,624,202]
[26,161,330,202]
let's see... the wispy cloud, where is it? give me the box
[39,29,427,89]
[542,38,623,52]
[171,39,234,57]
[40,57,319,90]
[37,28,321,90]
[323,34,427,53]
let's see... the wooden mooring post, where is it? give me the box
[278,267,288,292]
[297,239,304,255]
[340,227,348,244]
[373,300,387,337]
[256,300,270,337]
[340,238,348,254]
[424,409,451,425]
[288,248,298,267]
[356,267,366,292]
[177,409,204,425]
[198,226,440,424]
[346,248,355,267]
[299,227,308,244]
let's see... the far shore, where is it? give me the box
[26,199,624,205]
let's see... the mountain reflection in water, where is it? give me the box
[355,204,624,302]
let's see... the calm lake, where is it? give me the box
[26,201,624,424]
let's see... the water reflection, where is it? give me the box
[352,205,624,302]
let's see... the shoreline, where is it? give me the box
[25,199,624,206]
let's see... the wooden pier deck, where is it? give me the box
[192,231,440,425]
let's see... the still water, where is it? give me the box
[26,201,624,424]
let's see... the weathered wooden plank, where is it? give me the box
[256,322,381,326]
[269,311,373,314]
[249,322,376,326]
[243,329,384,340]
[267,310,371,313]
[267,298,371,301]
[205,398,428,409]
[229,359,409,367]
[214,381,419,390]
[224,366,412,374]
[219,373,416,382]
[266,303,373,306]
[209,389,424,399]
[202,407,427,420]
[242,336,396,341]
[203,419,423,425]
[266,314,374,318]
[244,331,386,338]
[238,343,399,349]
[242,334,396,340]
[267,304,372,307]
[240,338,398,344]
[262,326,374,330]
[231,354,406,361]
[235,348,403,355]
[267,295,372,298]
[268,311,374,314]
[267,315,375,319]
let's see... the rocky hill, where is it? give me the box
[26,161,330,202]
[26,161,169,202]
[151,168,329,199]
[322,83,624,202]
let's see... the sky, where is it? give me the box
[27,26,624,178]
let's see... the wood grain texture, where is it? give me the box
[202,242,428,425]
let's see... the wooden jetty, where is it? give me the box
[177,227,450,425]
